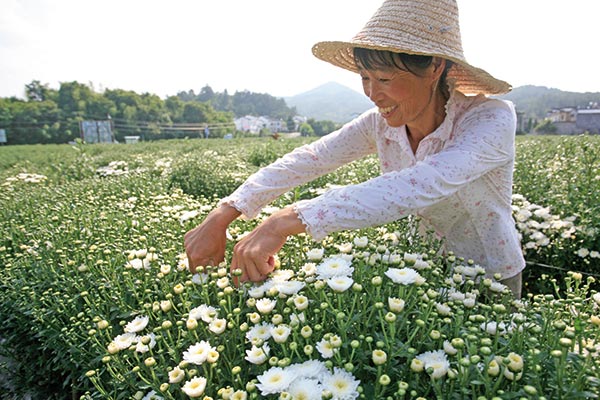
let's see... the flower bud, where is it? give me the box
[144,357,156,367]
[379,374,391,386]
[97,320,109,330]
[372,349,387,365]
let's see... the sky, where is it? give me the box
[1,0,599,100]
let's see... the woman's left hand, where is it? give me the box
[231,206,305,284]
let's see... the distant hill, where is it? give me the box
[285,82,600,124]
[497,85,600,120]
[284,82,373,123]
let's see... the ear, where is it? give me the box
[430,57,447,81]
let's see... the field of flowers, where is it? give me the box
[0,135,599,400]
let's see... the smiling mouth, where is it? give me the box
[378,105,396,116]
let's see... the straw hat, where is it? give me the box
[312,0,510,95]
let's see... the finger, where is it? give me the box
[245,260,268,282]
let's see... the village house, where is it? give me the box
[544,105,600,134]
[234,115,307,134]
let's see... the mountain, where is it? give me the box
[284,82,373,123]
[285,82,600,124]
[496,85,600,120]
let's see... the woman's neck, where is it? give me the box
[406,89,449,153]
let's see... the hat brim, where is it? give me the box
[312,40,511,95]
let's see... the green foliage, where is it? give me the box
[307,118,339,136]
[499,85,600,120]
[299,122,314,137]
[534,119,558,134]
[168,150,251,199]
[0,136,599,398]
[513,135,600,292]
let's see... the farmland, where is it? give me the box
[0,135,599,399]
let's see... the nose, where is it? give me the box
[363,79,382,103]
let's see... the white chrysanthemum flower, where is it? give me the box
[289,312,306,325]
[189,304,218,323]
[216,276,230,289]
[515,209,532,222]
[183,340,215,365]
[288,360,329,379]
[168,366,185,384]
[577,248,590,258]
[448,289,466,301]
[403,252,419,265]
[256,298,277,314]
[111,333,137,350]
[489,282,508,293]
[256,367,297,395]
[135,333,156,353]
[245,344,270,365]
[316,338,337,359]
[443,340,458,355]
[388,297,405,313]
[127,258,150,270]
[160,300,172,312]
[415,350,450,379]
[506,352,524,371]
[271,325,292,344]
[229,390,248,400]
[327,276,354,292]
[480,321,507,336]
[306,248,325,261]
[271,269,294,282]
[463,297,476,308]
[179,210,199,224]
[124,315,149,333]
[246,322,274,342]
[276,280,305,296]
[320,367,360,400]
[353,236,369,248]
[435,303,452,316]
[334,242,353,253]
[248,284,268,298]
[287,378,322,400]
[384,267,422,285]
[593,292,600,306]
[181,376,207,398]
[590,251,600,258]
[141,390,162,400]
[413,259,429,270]
[160,264,171,274]
[293,295,309,311]
[382,253,402,265]
[209,318,227,335]
[317,257,354,279]
[302,263,317,276]
[191,273,209,285]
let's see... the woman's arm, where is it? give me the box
[220,110,378,219]
[294,100,517,240]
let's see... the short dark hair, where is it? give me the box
[353,48,453,97]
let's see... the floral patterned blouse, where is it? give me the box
[221,89,525,279]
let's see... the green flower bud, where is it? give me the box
[379,374,391,386]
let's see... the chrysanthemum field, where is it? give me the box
[0,135,599,400]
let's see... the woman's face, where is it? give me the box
[359,64,436,128]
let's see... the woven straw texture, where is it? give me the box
[312,0,510,95]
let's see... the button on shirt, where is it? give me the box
[221,90,525,279]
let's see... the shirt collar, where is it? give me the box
[383,86,461,146]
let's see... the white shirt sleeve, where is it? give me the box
[219,110,379,218]
[294,99,517,240]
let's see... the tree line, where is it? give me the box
[0,81,338,144]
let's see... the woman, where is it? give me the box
[184,0,525,297]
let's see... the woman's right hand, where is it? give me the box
[184,204,240,273]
